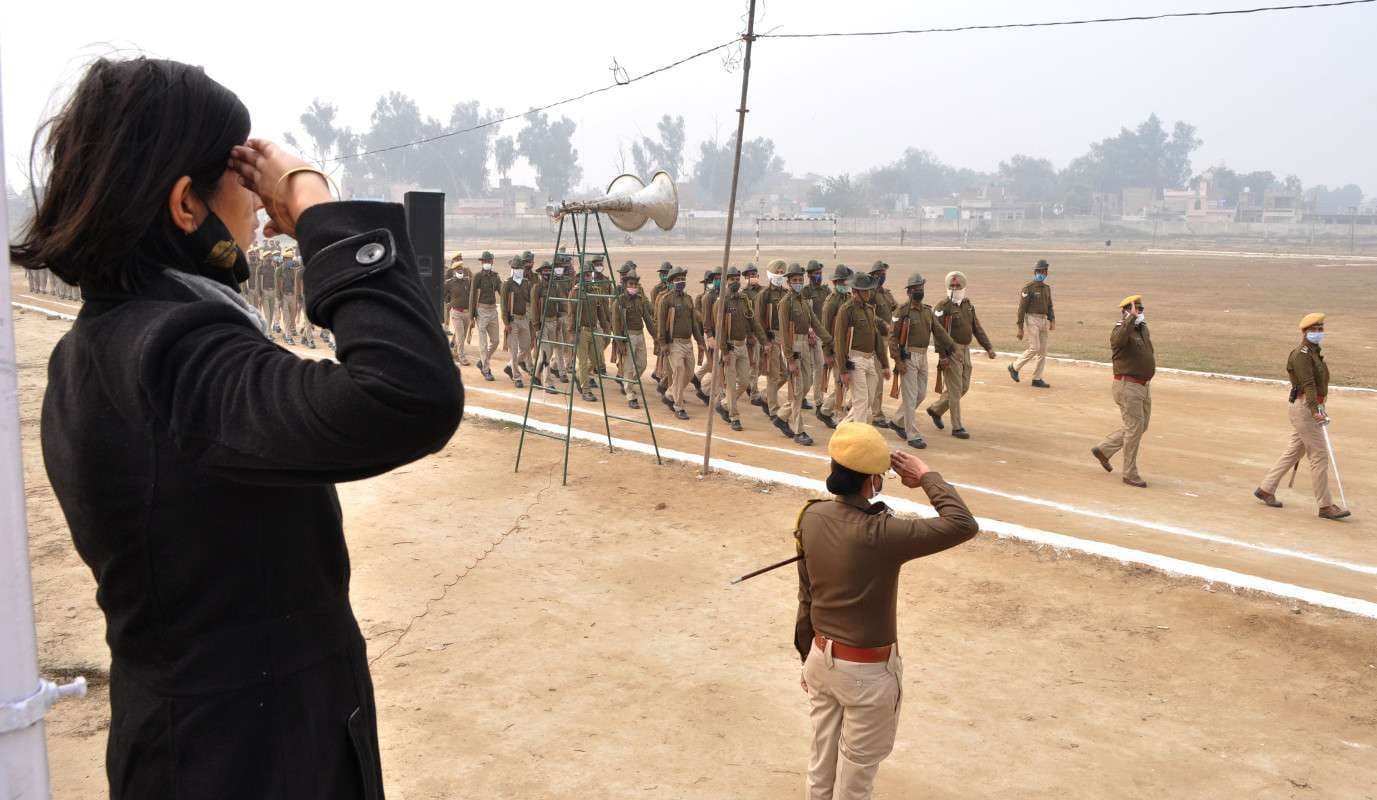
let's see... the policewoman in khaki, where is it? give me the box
[1255,313,1352,520]
[1092,294,1154,488]
[795,423,978,800]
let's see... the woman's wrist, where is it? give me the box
[285,172,332,222]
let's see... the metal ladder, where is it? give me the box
[514,210,662,484]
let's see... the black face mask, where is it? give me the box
[177,209,249,291]
[874,273,886,287]
[909,290,924,302]
[728,281,741,293]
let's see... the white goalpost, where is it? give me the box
[754,215,837,263]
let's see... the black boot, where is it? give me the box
[926,407,945,430]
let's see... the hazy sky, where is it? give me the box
[4,0,1376,196]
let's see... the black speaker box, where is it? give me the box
[404,191,446,322]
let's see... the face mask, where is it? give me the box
[178,208,250,291]
[810,273,822,285]
[790,282,803,293]
[869,474,884,500]
[909,290,924,302]
[769,273,786,288]
[482,263,493,271]
[1306,331,1324,345]
[1034,273,1047,283]
[593,265,603,274]
[554,267,564,277]
[873,273,886,287]
[748,276,759,286]
[949,288,966,304]
[674,281,687,292]
[728,281,741,293]
[712,280,721,291]
[512,272,524,284]
[836,284,850,294]
[627,285,639,296]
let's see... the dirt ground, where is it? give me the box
[446,244,1377,388]
[12,297,1377,797]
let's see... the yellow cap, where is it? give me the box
[828,422,891,475]
[1119,294,1142,309]
[451,253,464,264]
[1299,312,1325,330]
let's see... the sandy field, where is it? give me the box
[10,248,1377,798]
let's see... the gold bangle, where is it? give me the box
[270,167,339,231]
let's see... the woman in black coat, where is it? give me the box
[11,58,463,799]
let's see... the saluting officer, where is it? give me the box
[833,273,890,426]
[795,423,978,800]
[1091,295,1154,488]
[777,263,832,446]
[804,260,830,410]
[704,266,765,431]
[888,273,955,450]
[1255,313,1352,520]
[816,264,855,429]
[501,257,533,388]
[444,254,474,365]
[469,251,502,381]
[611,270,657,409]
[658,266,704,420]
[1010,259,1055,388]
[924,271,995,440]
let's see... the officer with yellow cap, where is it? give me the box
[794,422,977,800]
[1254,313,1351,520]
[1092,294,1154,487]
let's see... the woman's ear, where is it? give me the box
[168,175,206,234]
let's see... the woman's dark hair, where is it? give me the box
[825,460,870,496]
[10,57,251,289]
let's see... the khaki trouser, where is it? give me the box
[534,317,561,382]
[764,342,787,415]
[928,343,972,431]
[1260,400,1334,509]
[617,330,649,405]
[476,303,500,365]
[1013,313,1050,380]
[575,326,604,388]
[894,350,930,440]
[283,294,301,338]
[748,340,764,400]
[449,308,473,360]
[656,339,675,394]
[263,292,280,334]
[668,339,695,412]
[707,340,751,421]
[779,334,815,435]
[841,349,879,425]
[506,314,532,380]
[1097,379,1152,482]
[868,354,888,424]
[810,338,827,405]
[821,351,848,418]
[804,640,903,800]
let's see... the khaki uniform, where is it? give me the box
[742,283,766,400]
[444,271,474,361]
[1259,341,1334,509]
[778,291,832,436]
[469,269,503,368]
[612,291,657,405]
[1013,280,1055,380]
[1095,318,1155,483]
[926,298,992,431]
[796,476,978,800]
[832,299,888,425]
[804,283,832,405]
[890,303,956,441]
[281,261,305,344]
[819,291,851,418]
[658,290,704,413]
[868,288,897,424]
[501,277,533,381]
[572,281,610,391]
[259,257,280,335]
[758,285,790,416]
[704,290,765,422]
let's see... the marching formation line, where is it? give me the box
[469,384,1377,578]
[990,350,1376,394]
[471,403,1377,620]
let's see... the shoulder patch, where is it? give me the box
[1021,292,1029,298]
[1300,346,1309,354]
[793,498,828,554]
[934,309,944,318]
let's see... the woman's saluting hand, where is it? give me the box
[229,138,332,239]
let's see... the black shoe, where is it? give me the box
[952,428,970,440]
[650,372,661,383]
[662,394,676,410]
[504,364,513,378]
[675,409,690,420]
[730,419,743,432]
[816,410,837,429]
[696,389,710,405]
[716,403,730,423]
[887,422,908,442]
[545,384,559,395]
[907,437,927,450]
[1008,364,1020,383]
[774,417,795,438]
[750,396,765,407]
[531,377,544,389]
[802,399,814,410]
[872,417,891,429]
[795,432,815,446]
[927,407,945,430]
[514,378,525,389]
[582,391,597,402]
[1031,379,1051,389]
[629,398,641,410]
[691,376,703,391]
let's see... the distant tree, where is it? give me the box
[1303,184,1362,213]
[416,100,504,197]
[691,134,784,208]
[631,115,687,179]
[1062,114,1202,195]
[997,155,1058,202]
[1283,174,1304,195]
[1238,170,1277,206]
[808,174,865,215]
[861,148,992,206]
[494,136,517,183]
[517,111,582,201]
[358,92,428,194]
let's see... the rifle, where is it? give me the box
[834,308,852,412]
[784,297,798,406]
[890,314,911,399]
[935,307,954,396]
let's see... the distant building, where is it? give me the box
[1120,187,1155,219]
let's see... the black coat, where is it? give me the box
[41,202,463,799]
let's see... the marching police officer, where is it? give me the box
[704,266,765,431]
[758,260,791,423]
[1091,295,1154,488]
[804,260,830,410]
[573,258,611,402]
[658,266,704,420]
[816,264,854,429]
[832,273,890,426]
[776,263,832,446]
[741,263,766,406]
[611,270,657,409]
[693,268,722,403]
[925,271,995,440]
[795,423,977,800]
[1010,259,1055,388]
[1254,313,1352,520]
[501,257,533,388]
[866,260,898,428]
[888,273,955,450]
[469,251,502,381]
[444,254,474,365]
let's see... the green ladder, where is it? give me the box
[513,210,662,484]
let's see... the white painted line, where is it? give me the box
[991,350,1376,395]
[18,293,82,310]
[10,302,77,321]
[472,384,1377,578]
[472,404,1377,620]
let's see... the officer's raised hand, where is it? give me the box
[890,450,930,487]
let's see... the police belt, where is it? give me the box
[1291,394,1325,405]
[1113,374,1150,385]
[110,593,360,694]
[814,634,892,663]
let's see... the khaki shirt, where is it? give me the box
[1110,318,1155,381]
[705,290,765,342]
[658,290,704,346]
[804,283,831,319]
[1288,340,1329,411]
[444,272,472,310]
[779,292,833,356]
[833,299,889,369]
[890,302,955,360]
[873,287,898,332]
[470,269,502,307]
[820,291,849,358]
[759,286,788,339]
[500,278,530,320]
[612,292,657,336]
[794,472,978,656]
[1017,281,1054,324]
[932,298,993,351]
